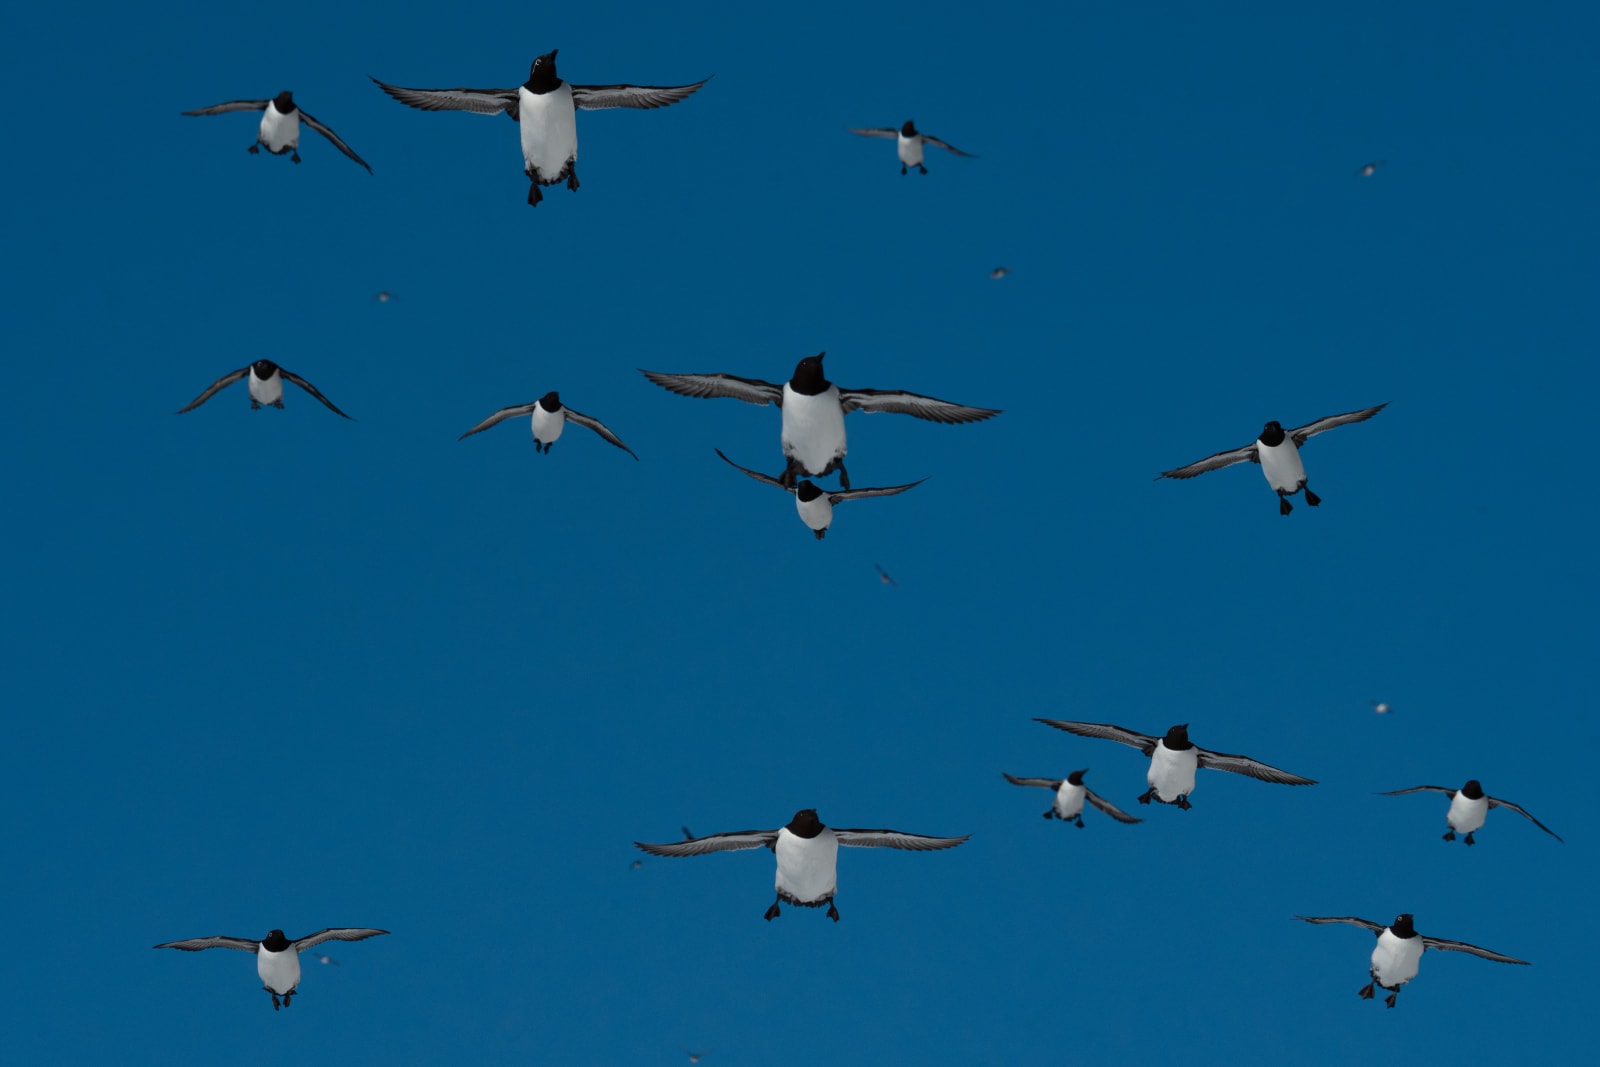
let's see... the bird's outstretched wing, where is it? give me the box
[280,368,354,420]
[714,448,787,489]
[1289,403,1387,447]
[1420,934,1529,965]
[371,78,519,118]
[830,479,925,504]
[640,370,784,406]
[292,928,389,951]
[847,126,899,139]
[1378,785,1457,798]
[563,408,639,459]
[1084,788,1144,824]
[838,388,1000,424]
[1002,773,1064,790]
[1195,745,1317,785]
[153,934,259,952]
[1487,796,1563,842]
[1033,719,1160,756]
[1294,915,1386,935]
[1157,441,1259,480]
[298,110,373,173]
[832,829,969,851]
[176,367,250,413]
[571,78,711,111]
[922,134,975,158]
[458,402,541,441]
[182,100,270,116]
[635,830,780,857]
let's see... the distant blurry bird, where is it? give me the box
[183,91,372,172]
[458,390,637,459]
[1358,160,1386,177]
[680,1049,713,1064]
[989,267,1010,280]
[1379,780,1562,845]
[373,291,395,303]
[177,359,353,419]
[316,954,340,966]
[875,564,896,587]
[630,859,643,870]
[849,120,974,175]
[714,449,924,540]
[1371,700,1391,715]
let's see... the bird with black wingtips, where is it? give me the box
[458,390,637,458]
[183,91,372,173]
[1034,721,1315,809]
[636,809,967,922]
[1379,779,1562,845]
[177,359,353,419]
[848,120,974,174]
[153,928,388,1010]
[372,50,708,207]
[641,353,998,489]
[1294,914,1527,1008]
[1002,770,1142,827]
[714,448,924,540]
[1157,403,1386,515]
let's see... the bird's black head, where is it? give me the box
[1391,914,1417,937]
[790,352,830,394]
[262,930,291,950]
[527,49,560,90]
[251,359,280,378]
[900,120,917,136]
[1258,421,1287,447]
[272,91,296,114]
[1163,724,1192,749]
[795,481,825,502]
[1067,769,1089,785]
[1461,779,1484,798]
[787,809,824,837]
[539,390,562,412]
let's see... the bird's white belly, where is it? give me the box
[518,84,578,183]
[795,492,834,534]
[775,828,839,904]
[1448,793,1489,834]
[1148,744,1198,801]
[897,134,924,166]
[531,405,565,445]
[259,106,300,153]
[1258,439,1306,493]
[781,386,847,475]
[257,947,301,995]
[248,370,284,406]
[1055,781,1087,819]
[1370,931,1423,989]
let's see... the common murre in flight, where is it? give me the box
[177,359,352,419]
[1294,913,1527,1008]
[713,448,923,539]
[153,928,388,1010]
[1379,780,1562,845]
[372,50,708,206]
[458,390,637,458]
[848,120,974,174]
[641,353,999,488]
[635,809,967,922]
[1002,770,1142,827]
[1157,403,1387,515]
[183,91,372,172]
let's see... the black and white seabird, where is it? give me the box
[1002,770,1142,827]
[1358,160,1386,177]
[177,359,353,419]
[635,808,967,922]
[372,50,708,207]
[848,120,974,175]
[1157,403,1387,515]
[1294,914,1527,1008]
[642,353,999,489]
[183,91,372,172]
[1380,780,1562,845]
[458,390,637,458]
[153,928,388,1010]
[713,448,922,539]
[1033,721,1316,809]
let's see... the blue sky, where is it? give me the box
[4,1,1596,1063]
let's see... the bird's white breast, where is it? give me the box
[897,132,924,166]
[259,104,300,153]
[1257,438,1306,493]
[248,367,284,406]
[781,384,847,475]
[794,492,835,534]
[774,826,839,904]
[531,404,565,445]
[1370,930,1424,989]
[518,83,578,182]
[1055,780,1087,819]
[256,945,302,995]
[1148,742,1199,801]
[1448,792,1489,834]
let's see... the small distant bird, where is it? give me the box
[458,391,637,458]
[373,291,395,303]
[1379,780,1562,845]
[875,564,896,587]
[183,91,372,172]
[848,120,974,175]
[1002,770,1142,827]
[316,954,340,966]
[373,50,709,207]
[1157,403,1387,515]
[989,267,1010,280]
[153,928,388,1010]
[1371,700,1391,715]
[714,449,923,540]
[680,1049,712,1064]
[177,359,352,419]
[1294,914,1526,1008]
[1034,721,1316,809]
[642,353,999,489]
[1358,160,1386,177]
[631,859,644,870]
[636,809,967,922]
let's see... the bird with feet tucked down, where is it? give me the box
[1294,914,1527,1008]
[373,50,708,207]
[1380,779,1562,845]
[1033,721,1315,809]
[183,91,372,173]
[153,928,388,1010]
[848,120,974,174]
[635,809,967,922]
[458,391,637,458]
[1002,770,1142,827]
[713,448,923,540]
[1157,403,1386,515]
[177,359,352,419]
[642,353,998,489]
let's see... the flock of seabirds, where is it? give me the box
[156,49,1561,1022]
